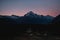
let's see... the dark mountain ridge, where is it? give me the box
[52,15,60,24]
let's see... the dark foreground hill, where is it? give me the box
[0,24,60,40]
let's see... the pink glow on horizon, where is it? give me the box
[0,9,60,17]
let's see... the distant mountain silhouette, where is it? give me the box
[0,11,54,24]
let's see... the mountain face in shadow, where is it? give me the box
[24,11,39,17]
[0,11,58,24]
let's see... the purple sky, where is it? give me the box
[0,0,60,17]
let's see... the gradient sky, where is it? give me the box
[0,0,60,17]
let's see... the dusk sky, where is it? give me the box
[0,0,60,17]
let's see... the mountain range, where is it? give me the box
[0,11,60,24]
